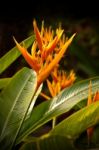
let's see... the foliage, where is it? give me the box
[0,20,99,150]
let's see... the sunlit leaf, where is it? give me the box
[50,101,99,140]
[16,77,99,144]
[0,67,37,150]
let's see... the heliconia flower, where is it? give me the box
[37,34,76,87]
[14,20,76,87]
[46,68,76,97]
[87,82,99,143]
[33,20,64,61]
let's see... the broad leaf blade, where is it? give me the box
[50,101,99,140]
[0,78,10,90]
[0,67,37,150]
[0,35,34,74]
[16,77,99,144]
[20,135,76,150]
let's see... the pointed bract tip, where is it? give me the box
[13,36,21,48]
[33,19,37,28]
[70,33,76,41]
[13,36,17,44]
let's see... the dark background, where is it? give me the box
[0,0,99,47]
[0,1,99,78]
[0,1,99,21]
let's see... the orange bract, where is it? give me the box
[87,82,99,142]
[14,20,76,87]
[47,68,76,97]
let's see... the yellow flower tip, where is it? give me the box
[33,19,37,28]
[69,33,76,42]
[41,20,44,36]
[56,28,64,40]
[13,36,19,46]
[69,70,76,82]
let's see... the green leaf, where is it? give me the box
[50,101,99,140]
[74,99,87,110]
[0,78,11,90]
[0,67,37,150]
[16,77,99,144]
[0,35,34,74]
[20,135,76,150]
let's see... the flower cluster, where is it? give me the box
[14,20,76,87]
[47,67,76,97]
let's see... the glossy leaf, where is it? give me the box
[50,101,99,140]
[0,35,34,74]
[16,77,99,144]
[0,67,37,150]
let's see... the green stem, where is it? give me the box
[52,117,56,129]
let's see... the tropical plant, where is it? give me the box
[0,20,99,150]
